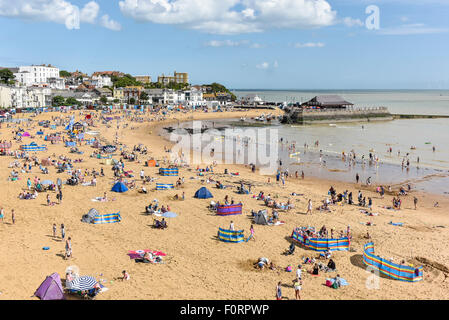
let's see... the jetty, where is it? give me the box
[282,95,393,124]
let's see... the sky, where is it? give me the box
[0,0,448,89]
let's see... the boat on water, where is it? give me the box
[240,117,246,122]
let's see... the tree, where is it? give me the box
[129,97,136,105]
[0,69,15,84]
[59,70,71,78]
[113,98,119,104]
[112,74,143,88]
[140,92,149,104]
[52,96,65,107]
[65,97,81,106]
[100,96,108,105]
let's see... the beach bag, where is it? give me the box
[325,279,332,287]
[286,266,292,272]
[332,282,339,289]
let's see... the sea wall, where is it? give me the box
[282,107,393,124]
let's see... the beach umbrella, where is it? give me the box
[66,276,97,291]
[41,180,54,185]
[162,212,177,218]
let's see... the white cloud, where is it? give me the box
[204,39,265,48]
[343,17,364,27]
[0,0,82,29]
[119,0,337,35]
[256,61,270,69]
[378,23,448,35]
[100,14,122,31]
[80,1,99,24]
[294,42,325,48]
[0,1,118,30]
[256,60,278,69]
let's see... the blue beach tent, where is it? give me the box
[194,187,213,199]
[111,181,128,193]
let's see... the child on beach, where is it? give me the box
[52,223,57,237]
[121,270,130,281]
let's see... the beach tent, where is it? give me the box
[111,181,128,193]
[159,168,179,176]
[81,208,99,223]
[218,228,247,243]
[194,187,213,199]
[34,273,65,300]
[156,183,174,190]
[22,132,31,137]
[37,131,44,135]
[146,160,157,167]
[253,210,269,225]
[217,203,243,216]
[363,242,423,282]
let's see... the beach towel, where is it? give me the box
[326,278,349,287]
[127,250,166,260]
[389,221,404,227]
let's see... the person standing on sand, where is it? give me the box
[307,200,312,215]
[0,207,4,223]
[52,223,57,237]
[276,282,282,300]
[356,173,360,184]
[250,224,255,241]
[61,224,65,239]
[294,280,302,300]
[230,221,235,231]
[11,209,15,224]
[414,197,418,210]
[65,237,72,260]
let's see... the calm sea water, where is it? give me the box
[165,90,449,195]
[233,89,449,115]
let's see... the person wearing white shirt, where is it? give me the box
[296,265,302,281]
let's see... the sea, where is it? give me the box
[164,90,449,196]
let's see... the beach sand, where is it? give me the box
[1,108,449,300]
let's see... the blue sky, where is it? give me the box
[0,0,448,89]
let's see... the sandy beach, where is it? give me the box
[1,108,449,300]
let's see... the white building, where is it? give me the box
[185,88,205,107]
[0,85,12,109]
[10,87,51,109]
[92,75,113,88]
[14,65,60,87]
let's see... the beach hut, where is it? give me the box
[194,187,213,199]
[111,181,128,193]
[216,203,242,216]
[34,273,65,300]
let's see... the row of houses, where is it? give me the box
[0,84,233,109]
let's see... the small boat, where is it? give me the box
[329,124,337,127]
[240,117,246,122]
